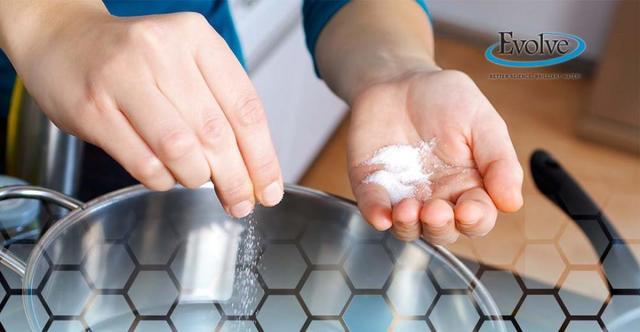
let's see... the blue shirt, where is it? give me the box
[0,0,429,118]
[303,0,430,74]
[0,0,243,118]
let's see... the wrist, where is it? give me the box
[0,1,108,67]
[334,52,441,105]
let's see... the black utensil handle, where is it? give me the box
[530,149,623,242]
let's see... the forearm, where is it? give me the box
[0,0,107,63]
[315,0,437,104]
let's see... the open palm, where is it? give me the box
[348,70,523,244]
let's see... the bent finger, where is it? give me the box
[454,187,498,237]
[154,60,255,217]
[391,198,422,241]
[420,198,459,245]
[92,107,176,191]
[116,83,211,189]
[196,38,283,207]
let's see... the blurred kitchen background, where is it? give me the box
[228,0,637,183]
[231,0,639,330]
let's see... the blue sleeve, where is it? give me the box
[302,0,431,76]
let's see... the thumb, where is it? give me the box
[470,108,524,212]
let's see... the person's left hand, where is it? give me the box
[348,69,523,244]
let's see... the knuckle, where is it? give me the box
[83,85,109,117]
[158,130,199,161]
[421,220,451,238]
[395,217,417,228]
[199,114,231,145]
[234,95,266,127]
[179,165,211,189]
[251,155,279,182]
[177,12,208,28]
[127,20,163,47]
[422,218,443,230]
[133,157,167,184]
[216,175,252,203]
[392,229,419,242]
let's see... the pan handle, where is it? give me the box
[0,185,84,277]
[0,185,84,210]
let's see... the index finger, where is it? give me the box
[195,35,283,207]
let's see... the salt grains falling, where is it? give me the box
[230,212,263,322]
[363,138,445,204]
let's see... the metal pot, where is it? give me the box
[5,82,83,219]
[0,184,505,331]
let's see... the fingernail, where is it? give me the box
[376,218,393,231]
[230,200,253,218]
[261,182,283,207]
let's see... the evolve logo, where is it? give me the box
[485,31,586,68]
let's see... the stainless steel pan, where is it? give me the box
[0,184,505,331]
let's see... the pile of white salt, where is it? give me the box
[363,139,444,204]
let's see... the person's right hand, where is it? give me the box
[4,3,283,217]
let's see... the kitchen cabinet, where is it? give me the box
[578,0,639,154]
[231,0,347,182]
